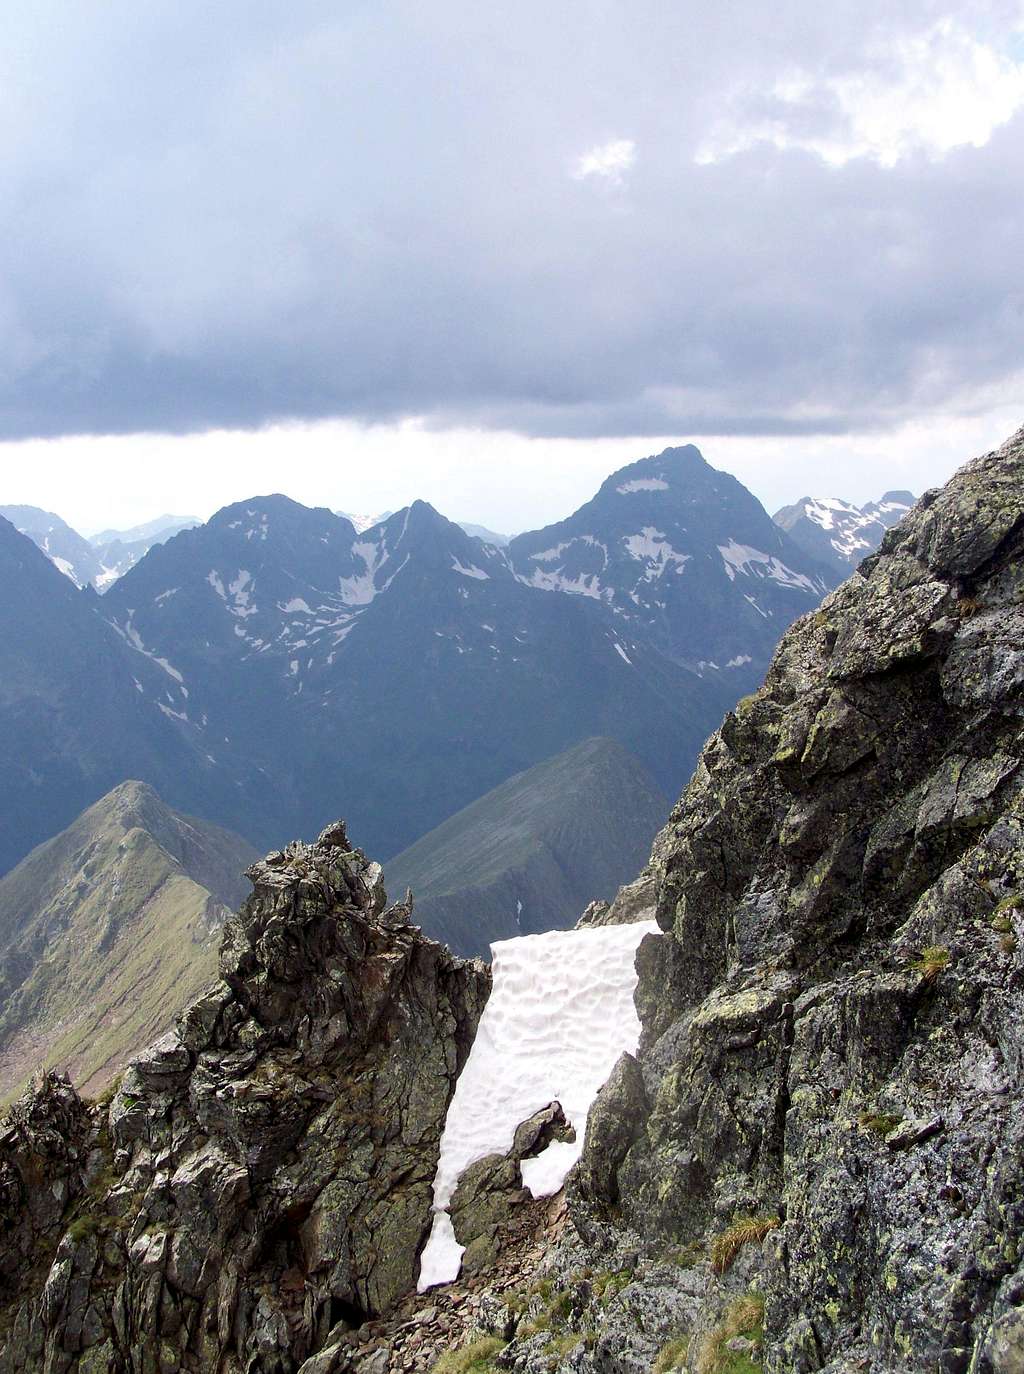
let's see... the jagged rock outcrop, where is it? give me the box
[450,1104,574,1275]
[567,427,1024,1371]
[0,822,489,1374]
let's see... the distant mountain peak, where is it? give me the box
[508,443,834,674]
[773,490,916,572]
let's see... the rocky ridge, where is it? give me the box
[0,822,489,1373]
[559,425,1024,1371]
[0,781,259,1103]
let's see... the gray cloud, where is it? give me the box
[0,0,1022,440]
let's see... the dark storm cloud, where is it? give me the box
[0,0,1022,439]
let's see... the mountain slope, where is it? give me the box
[87,515,201,590]
[0,782,258,1102]
[773,489,916,572]
[563,427,1024,1371]
[0,507,201,591]
[0,504,102,588]
[88,515,199,546]
[509,444,838,676]
[385,737,669,956]
[0,516,239,876]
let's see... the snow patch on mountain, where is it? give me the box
[617,477,669,494]
[451,558,490,580]
[523,567,608,600]
[623,527,691,579]
[718,539,819,593]
[418,919,658,1290]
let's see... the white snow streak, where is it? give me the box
[718,539,817,593]
[451,558,490,580]
[623,527,690,580]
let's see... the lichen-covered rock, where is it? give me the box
[574,427,1024,1371]
[0,821,489,1373]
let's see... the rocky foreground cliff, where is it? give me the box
[2,429,1023,1374]
[0,824,488,1373]
[556,426,1024,1372]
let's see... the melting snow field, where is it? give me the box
[418,919,659,1291]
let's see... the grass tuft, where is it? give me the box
[858,1110,902,1137]
[430,1337,507,1374]
[653,1336,690,1372]
[710,1215,779,1275]
[911,945,950,983]
[697,1293,765,1374]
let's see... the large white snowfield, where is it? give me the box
[418,918,660,1290]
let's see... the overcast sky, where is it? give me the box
[0,1,1021,532]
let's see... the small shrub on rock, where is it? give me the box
[910,945,950,983]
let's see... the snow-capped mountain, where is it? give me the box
[773,490,915,573]
[2,446,844,874]
[509,445,837,675]
[1,506,200,591]
[100,492,733,858]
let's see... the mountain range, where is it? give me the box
[3,430,1019,1374]
[1,445,839,877]
[0,507,198,591]
[772,489,915,573]
[0,781,256,1102]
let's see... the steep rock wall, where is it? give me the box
[578,427,1024,1371]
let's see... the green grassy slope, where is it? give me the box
[0,781,258,1102]
[384,737,669,958]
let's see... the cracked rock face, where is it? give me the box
[576,427,1024,1372]
[0,822,490,1374]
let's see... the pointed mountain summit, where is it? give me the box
[509,444,837,674]
[0,782,258,1102]
[773,489,916,573]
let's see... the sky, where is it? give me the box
[0,1,1022,532]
